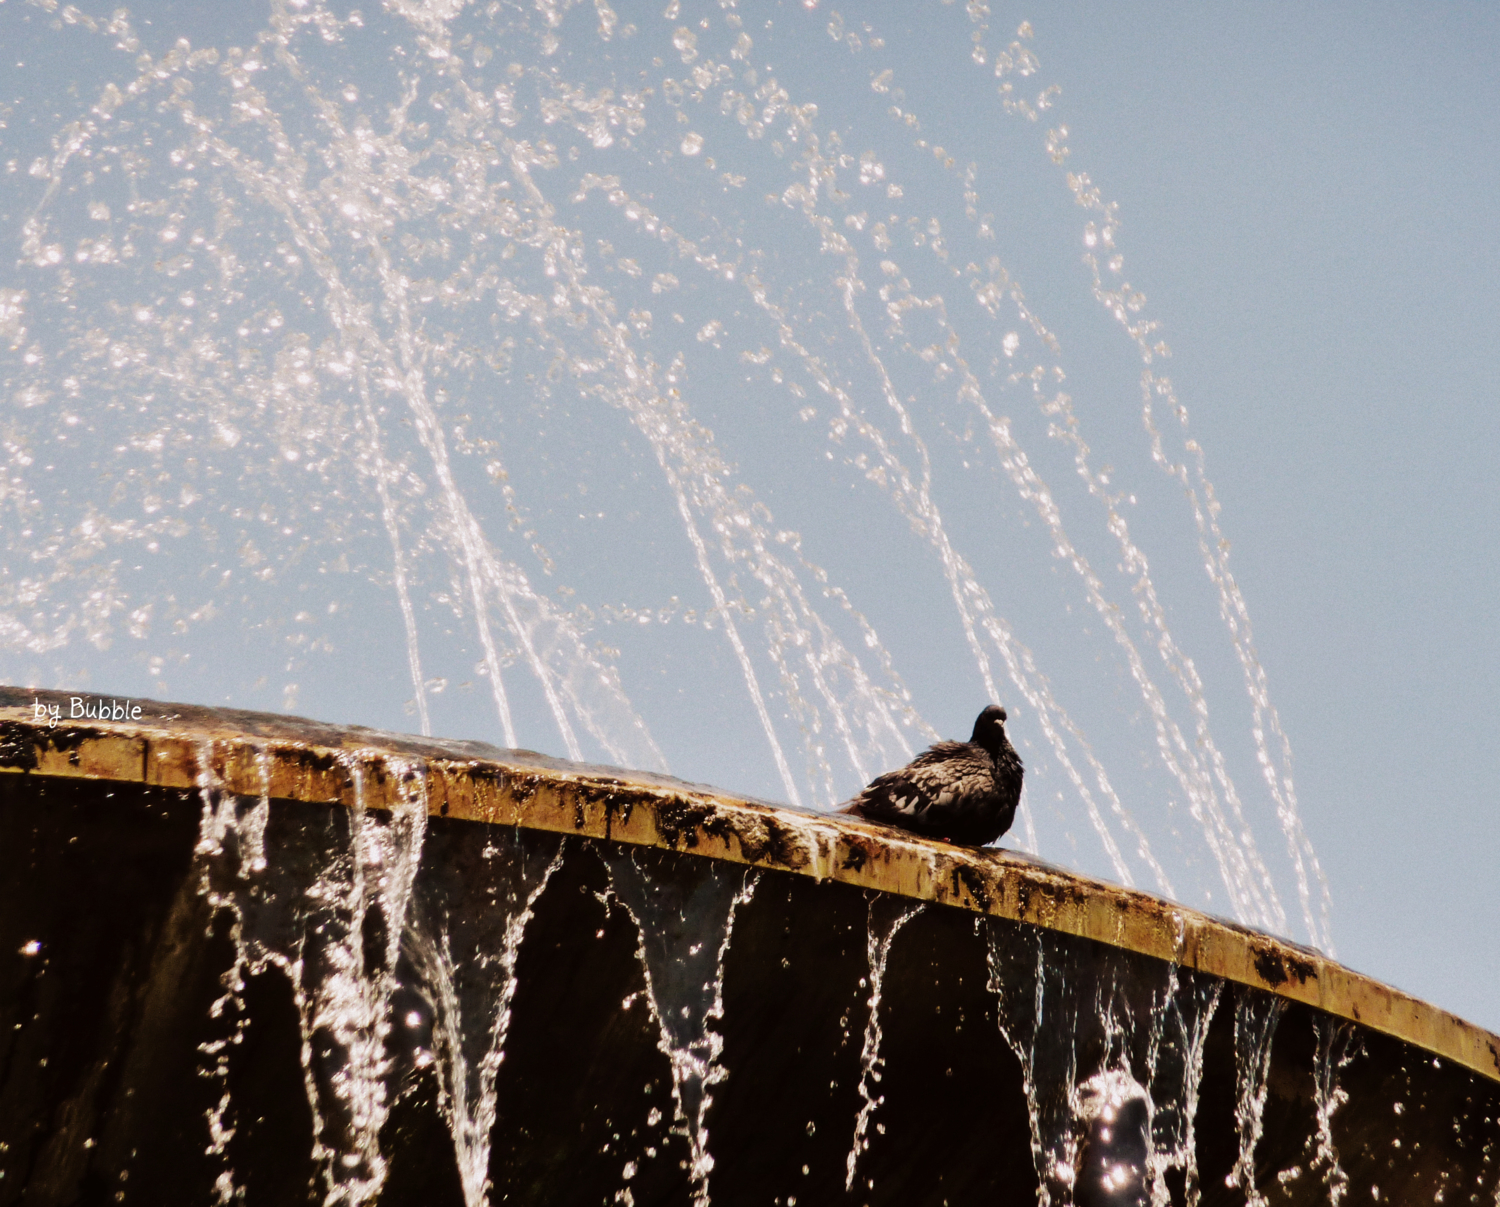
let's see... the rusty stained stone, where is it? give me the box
[0,697,1496,1087]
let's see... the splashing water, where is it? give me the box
[195,748,429,1206]
[1307,1018,1360,1206]
[1071,1068,1151,1206]
[844,893,923,1192]
[1226,988,1286,1207]
[986,918,1222,1207]
[603,848,757,1207]
[1,3,1331,947]
[403,829,566,1207]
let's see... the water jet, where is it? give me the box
[1,0,1333,951]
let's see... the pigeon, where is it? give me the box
[838,704,1023,847]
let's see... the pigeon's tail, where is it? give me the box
[836,797,865,816]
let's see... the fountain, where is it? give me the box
[3,3,1496,1205]
[1,691,1497,1205]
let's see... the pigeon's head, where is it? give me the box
[971,704,1009,749]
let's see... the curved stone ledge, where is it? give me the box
[2,686,1495,1087]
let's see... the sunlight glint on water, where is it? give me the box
[405,830,567,1207]
[1,1,1330,950]
[844,895,922,1193]
[604,849,759,1207]
[195,747,430,1205]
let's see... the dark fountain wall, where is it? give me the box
[2,769,1498,1207]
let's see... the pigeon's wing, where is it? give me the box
[842,768,928,823]
[843,742,986,828]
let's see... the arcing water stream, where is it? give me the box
[1,0,1329,951]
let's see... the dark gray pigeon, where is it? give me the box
[838,705,1023,847]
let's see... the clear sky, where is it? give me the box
[1,1,1495,1033]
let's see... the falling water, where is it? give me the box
[0,0,1334,951]
[603,847,758,1207]
[1141,971,1221,1205]
[1307,1018,1359,1205]
[195,746,430,1206]
[402,828,566,1207]
[0,703,1481,1201]
[844,893,922,1193]
[985,918,1222,1207]
[1226,989,1286,1207]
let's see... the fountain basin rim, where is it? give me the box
[1,688,1495,1086]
